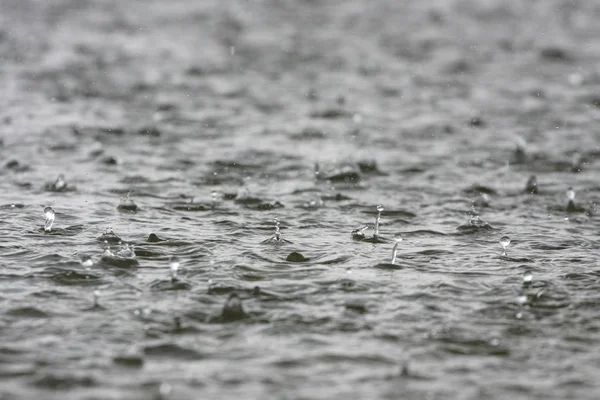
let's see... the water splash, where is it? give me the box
[523,269,532,287]
[54,174,67,191]
[117,243,136,259]
[118,193,138,212]
[221,293,246,322]
[566,187,575,202]
[525,175,538,194]
[374,205,384,237]
[262,218,292,243]
[80,255,93,268]
[43,206,55,232]
[391,233,403,264]
[169,256,180,282]
[499,236,511,256]
[351,224,372,240]
[93,290,101,308]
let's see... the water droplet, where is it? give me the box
[54,174,67,191]
[169,256,180,281]
[43,206,55,232]
[567,187,575,202]
[517,293,527,305]
[391,234,403,264]
[80,255,93,268]
[374,205,384,237]
[346,267,352,274]
[523,269,533,286]
[117,244,136,259]
[499,235,511,255]
[221,293,246,322]
[118,193,138,212]
[158,382,172,398]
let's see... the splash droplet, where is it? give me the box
[499,236,511,256]
[523,269,532,286]
[566,187,575,202]
[374,205,384,237]
[80,255,93,268]
[169,256,180,281]
[44,206,55,232]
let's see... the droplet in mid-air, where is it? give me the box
[499,236,511,256]
[261,218,292,243]
[44,206,55,232]
[169,256,180,282]
[522,269,533,287]
[391,233,403,264]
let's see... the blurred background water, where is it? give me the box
[2,0,600,399]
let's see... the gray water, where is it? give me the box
[2,1,600,399]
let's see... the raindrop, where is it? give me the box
[499,236,511,256]
[44,206,55,233]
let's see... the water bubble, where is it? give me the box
[517,293,527,306]
[566,187,575,202]
[80,255,93,268]
[499,236,511,256]
[523,269,533,286]
[169,256,180,281]
[43,206,55,232]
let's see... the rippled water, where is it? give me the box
[2,0,600,399]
